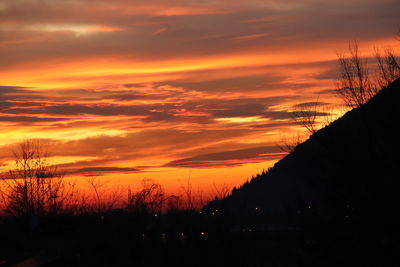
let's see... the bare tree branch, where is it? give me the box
[292,97,322,135]
[337,41,377,108]
[276,133,305,153]
[1,139,70,216]
[375,47,400,87]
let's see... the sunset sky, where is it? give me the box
[0,0,399,194]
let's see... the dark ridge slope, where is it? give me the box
[205,78,400,226]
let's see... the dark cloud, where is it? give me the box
[315,89,338,95]
[0,86,31,92]
[165,146,285,168]
[249,121,298,129]
[0,85,43,101]
[68,166,141,176]
[109,93,167,101]
[159,75,286,93]
[0,116,67,123]
[123,83,148,88]
[293,101,328,108]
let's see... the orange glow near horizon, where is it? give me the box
[1,0,399,197]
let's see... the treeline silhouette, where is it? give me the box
[0,140,225,218]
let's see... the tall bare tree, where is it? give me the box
[1,140,67,216]
[375,47,400,87]
[337,41,377,108]
[126,179,166,214]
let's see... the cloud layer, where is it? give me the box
[0,0,399,189]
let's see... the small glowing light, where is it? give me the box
[307,206,311,209]
[211,212,215,216]
[255,207,259,211]
[154,213,158,217]
[200,232,205,236]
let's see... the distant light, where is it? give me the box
[255,207,259,211]
[200,232,205,236]
[307,206,311,209]
[154,213,158,217]
[211,212,215,216]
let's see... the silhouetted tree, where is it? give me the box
[212,182,231,200]
[277,99,333,154]
[292,98,322,135]
[337,41,377,108]
[126,179,166,214]
[1,140,68,216]
[375,47,400,87]
[180,177,195,210]
[86,176,121,213]
[276,133,304,153]
[166,194,181,212]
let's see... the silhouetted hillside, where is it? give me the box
[206,78,400,232]
[202,79,400,266]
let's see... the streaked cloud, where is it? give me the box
[0,0,398,191]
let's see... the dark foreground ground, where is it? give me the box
[1,209,398,267]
